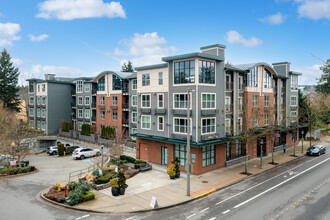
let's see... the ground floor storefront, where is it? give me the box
[136,129,299,175]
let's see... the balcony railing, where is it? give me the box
[99,105,105,110]
[91,89,97,96]
[226,82,233,90]
[91,102,96,108]
[71,103,76,108]
[122,103,129,109]
[71,90,76,96]
[281,87,286,93]
[225,104,233,113]
[122,119,129,127]
[92,116,96,122]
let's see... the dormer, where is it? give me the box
[272,62,291,78]
[200,44,226,60]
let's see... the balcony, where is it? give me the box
[71,90,76,96]
[122,103,129,111]
[28,103,34,107]
[141,108,151,114]
[91,89,97,96]
[225,104,233,113]
[201,109,217,116]
[92,116,96,122]
[122,88,129,95]
[281,87,286,93]
[238,83,246,91]
[71,103,76,108]
[226,82,233,91]
[273,86,278,93]
[122,119,129,127]
[91,102,96,108]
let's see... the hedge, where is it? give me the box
[83,191,95,202]
[62,122,72,132]
[81,124,91,136]
[58,143,65,156]
[94,172,115,184]
[101,126,116,139]
[0,166,36,175]
[120,155,136,163]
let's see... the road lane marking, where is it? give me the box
[233,157,330,209]
[75,215,90,220]
[125,216,137,220]
[186,213,196,218]
[216,155,323,206]
[200,207,209,212]
[209,217,216,220]
[222,210,230,214]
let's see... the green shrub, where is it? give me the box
[92,169,100,177]
[66,181,79,191]
[120,155,136,163]
[62,122,72,132]
[21,166,30,173]
[117,170,128,189]
[101,126,116,139]
[94,172,115,184]
[83,191,95,202]
[68,190,82,206]
[30,166,35,171]
[134,163,146,169]
[134,160,146,165]
[0,166,35,175]
[58,143,65,156]
[81,124,91,136]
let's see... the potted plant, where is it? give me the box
[110,178,119,196]
[117,170,128,195]
[167,165,176,179]
[172,157,181,178]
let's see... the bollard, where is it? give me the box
[65,185,67,196]
[57,183,61,191]
[64,151,66,156]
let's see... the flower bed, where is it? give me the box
[0,166,35,176]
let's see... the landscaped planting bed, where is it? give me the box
[0,166,36,176]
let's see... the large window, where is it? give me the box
[291,96,297,106]
[112,96,118,106]
[174,144,186,166]
[202,145,215,167]
[132,112,137,123]
[29,108,34,117]
[265,96,269,107]
[97,76,105,91]
[264,69,272,88]
[78,96,83,105]
[202,94,215,109]
[78,109,83,118]
[141,115,151,129]
[29,83,34,92]
[199,60,215,84]
[85,96,90,105]
[100,110,105,120]
[112,74,121,90]
[158,94,164,108]
[132,79,137,90]
[100,96,105,105]
[174,60,195,84]
[141,95,151,108]
[158,116,164,131]
[132,95,137,106]
[112,111,117,121]
[85,83,90,92]
[142,73,150,86]
[265,113,270,125]
[76,81,83,92]
[174,94,191,109]
[158,72,163,85]
[291,75,298,90]
[85,109,90,119]
[202,118,216,134]
[247,67,258,87]
[291,111,297,122]
[225,97,231,112]
[253,95,258,107]
[174,118,191,134]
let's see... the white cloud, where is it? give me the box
[296,0,330,20]
[224,30,263,47]
[115,32,176,67]
[0,22,21,47]
[29,34,49,42]
[12,58,23,66]
[36,0,126,20]
[260,12,285,25]
[292,64,323,85]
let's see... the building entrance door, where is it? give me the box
[161,147,167,165]
[140,143,148,161]
[257,137,267,157]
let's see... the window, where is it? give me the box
[202,145,215,167]
[42,84,46,92]
[37,121,40,130]
[141,115,151,129]
[174,144,186,166]
[247,67,258,87]
[291,75,298,90]
[112,96,118,106]
[264,69,272,88]
[100,111,105,120]
[29,97,34,105]
[132,79,137,90]
[174,60,195,84]
[112,111,117,121]
[78,97,83,105]
[158,116,164,131]
[29,108,34,117]
[97,76,105,91]
[85,109,90,119]
[252,95,258,107]
[265,113,270,125]
[131,128,137,135]
[41,109,46,118]
[38,85,40,92]
[41,121,46,131]
[253,114,258,127]
[29,83,34,92]
[37,109,40,117]
[78,109,83,118]
[291,96,297,106]
[202,118,216,134]
[174,118,191,134]
[37,96,40,105]
[78,122,83,131]
[132,112,137,123]
[236,141,242,156]
[76,80,83,92]
[112,74,121,90]
[225,119,231,134]
[142,73,150,86]
[85,83,90,92]
[132,95,137,106]
[158,72,163,85]
[226,142,231,160]
[291,111,297,122]
[225,97,231,112]
[158,94,164,108]
[41,97,46,105]
[265,96,270,107]
[85,96,90,105]
[141,95,151,108]
[174,94,191,109]
[239,76,243,90]
[226,75,232,90]
[100,96,105,105]
[199,60,215,84]
[29,120,34,128]
[238,97,243,111]
[202,94,215,109]
[238,118,243,132]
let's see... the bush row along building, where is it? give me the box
[27,43,302,174]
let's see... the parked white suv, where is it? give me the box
[72,148,101,160]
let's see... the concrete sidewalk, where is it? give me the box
[41,137,330,214]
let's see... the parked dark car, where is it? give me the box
[65,146,79,154]
[306,145,326,156]
[0,155,29,167]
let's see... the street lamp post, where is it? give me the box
[272,134,275,164]
[100,143,104,168]
[260,139,264,169]
[301,130,304,153]
[186,88,194,196]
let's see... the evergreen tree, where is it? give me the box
[0,49,20,111]
[121,60,134,72]
[298,90,316,144]
[315,59,330,95]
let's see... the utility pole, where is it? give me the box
[186,88,193,196]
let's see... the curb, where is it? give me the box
[0,168,39,179]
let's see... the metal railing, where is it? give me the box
[69,165,97,182]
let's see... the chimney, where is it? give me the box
[272,62,291,77]
[200,44,226,59]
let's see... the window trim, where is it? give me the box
[76,80,83,93]
[100,110,105,120]
[85,83,90,92]
[85,96,90,105]
[141,94,151,108]
[132,79,137,90]
[157,116,164,131]
[132,112,137,123]
[141,115,151,130]
[201,117,216,135]
[238,97,243,111]
[252,95,258,107]
[225,118,231,134]
[78,109,83,118]
[78,96,83,105]
[174,60,195,84]
[112,96,118,106]
[100,96,105,105]
[112,111,118,121]
[290,96,297,106]
[173,93,192,110]
[264,96,270,107]
[265,113,270,126]
[158,72,163,85]
[132,95,137,107]
[198,59,216,84]
[157,93,164,109]
[142,73,150,86]
[202,145,216,167]
[29,108,34,117]
[85,109,90,119]
[173,117,192,134]
[201,93,216,110]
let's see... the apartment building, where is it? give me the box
[27,74,74,135]
[133,44,302,175]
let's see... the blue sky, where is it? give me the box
[0,0,329,85]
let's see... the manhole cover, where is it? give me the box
[202,181,208,183]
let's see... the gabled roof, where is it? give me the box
[162,52,224,62]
